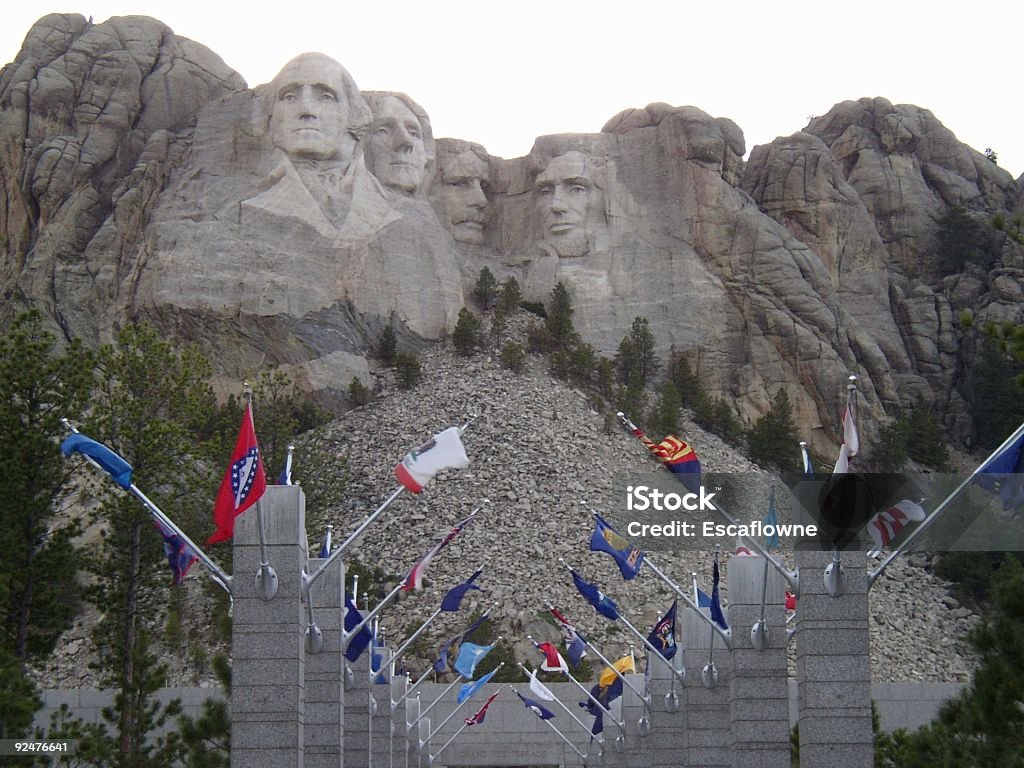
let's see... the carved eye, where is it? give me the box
[375,126,390,137]
[280,92,297,102]
[408,127,421,140]
[571,184,589,194]
[537,186,554,196]
[319,92,337,102]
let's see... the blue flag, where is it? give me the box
[60,433,133,489]
[371,631,388,685]
[571,570,620,621]
[441,568,484,611]
[517,692,556,720]
[153,518,198,586]
[709,561,729,632]
[590,514,645,580]
[318,526,332,559]
[696,587,712,608]
[764,487,781,550]
[344,595,374,663]
[457,667,497,704]
[277,449,292,485]
[454,641,493,678]
[974,428,1024,513]
[647,600,677,660]
[434,637,454,674]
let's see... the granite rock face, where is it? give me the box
[2,16,1022,445]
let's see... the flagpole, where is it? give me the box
[508,686,588,761]
[303,485,406,598]
[428,720,469,765]
[60,418,233,592]
[617,613,686,686]
[868,418,1024,588]
[388,608,443,667]
[550,663,626,733]
[534,625,649,707]
[426,663,505,742]
[241,385,280,601]
[343,581,407,652]
[408,675,464,729]
[515,664,595,736]
[613,415,801,594]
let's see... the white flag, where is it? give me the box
[528,668,556,701]
[394,427,470,493]
[842,405,859,457]
[867,500,926,554]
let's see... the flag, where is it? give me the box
[208,403,267,545]
[528,669,556,701]
[317,526,332,559]
[464,692,499,726]
[441,568,484,611]
[709,560,729,632]
[636,430,701,493]
[974,428,1024,513]
[153,518,198,585]
[394,426,470,493]
[457,667,497,704]
[590,513,645,580]
[344,594,374,663]
[800,442,815,479]
[536,642,568,674]
[647,600,677,660]
[734,537,754,556]
[764,487,781,550]
[433,637,454,674]
[453,641,493,678]
[866,499,927,552]
[598,654,636,687]
[696,586,712,609]
[551,608,587,668]
[785,591,797,612]
[277,447,292,485]
[60,433,133,489]
[571,570,620,621]
[517,692,555,720]
[832,403,859,474]
[371,630,388,685]
[580,677,622,735]
[401,507,480,591]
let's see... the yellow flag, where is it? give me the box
[599,654,636,687]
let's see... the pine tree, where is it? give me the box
[471,266,499,310]
[648,381,682,438]
[377,322,397,366]
[545,282,577,348]
[84,323,217,765]
[452,308,482,356]
[746,390,800,472]
[394,352,422,389]
[497,277,522,314]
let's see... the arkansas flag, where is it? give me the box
[208,403,267,545]
[394,426,470,493]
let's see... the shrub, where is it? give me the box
[394,352,422,390]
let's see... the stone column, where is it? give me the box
[682,608,732,768]
[343,648,371,768]
[231,486,307,768]
[642,644,687,768]
[303,554,345,768]
[727,556,790,768]
[794,549,874,768]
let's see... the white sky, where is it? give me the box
[3,2,1022,178]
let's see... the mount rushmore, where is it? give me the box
[1,13,1022,457]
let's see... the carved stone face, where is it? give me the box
[534,151,600,257]
[368,95,428,194]
[270,55,351,163]
[434,150,490,244]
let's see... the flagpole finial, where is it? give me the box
[799,440,807,447]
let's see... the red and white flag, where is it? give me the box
[401,507,481,591]
[867,499,926,553]
[833,405,859,474]
[536,641,569,674]
[394,426,470,493]
[464,692,499,726]
[208,403,267,545]
[734,536,755,556]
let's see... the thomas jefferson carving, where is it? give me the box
[364,92,434,198]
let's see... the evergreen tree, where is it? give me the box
[746,390,800,472]
[970,329,1024,448]
[648,381,682,438]
[545,282,577,348]
[394,352,422,389]
[489,308,507,348]
[84,322,217,765]
[377,322,397,367]
[617,369,648,423]
[615,316,660,385]
[668,352,706,410]
[452,308,482,356]
[497,277,522,314]
[471,266,499,310]
[347,376,372,406]
[904,398,949,469]
[0,311,92,668]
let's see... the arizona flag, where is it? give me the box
[619,413,701,493]
[394,426,470,493]
[866,499,927,553]
[208,403,267,545]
